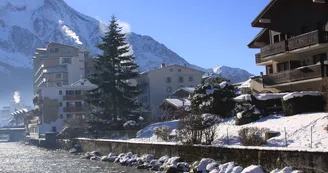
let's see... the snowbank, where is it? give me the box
[283,91,322,101]
[133,120,179,141]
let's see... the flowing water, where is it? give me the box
[0,142,151,173]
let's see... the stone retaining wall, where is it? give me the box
[59,138,328,173]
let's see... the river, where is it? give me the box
[0,142,151,173]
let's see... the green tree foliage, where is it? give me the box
[86,15,141,130]
[189,76,236,117]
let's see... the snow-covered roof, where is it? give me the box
[234,93,288,102]
[140,64,205,75]
[238,79,251,88]
[70,79,97,88]
[173,87,195,95]
[163,98,191,108]
[283,91,322,101]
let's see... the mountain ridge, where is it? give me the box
[0,0,253,106]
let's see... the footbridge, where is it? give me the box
[0,128,26,142]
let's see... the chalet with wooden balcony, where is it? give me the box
[248,0,328,92]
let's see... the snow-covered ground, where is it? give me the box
[128,113,328,151]
[212,113,328,151]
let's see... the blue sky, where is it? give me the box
[64,0,270,75]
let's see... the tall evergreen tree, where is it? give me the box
[86,15,140,129]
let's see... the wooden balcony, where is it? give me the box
[63,107,89,113]
[263,64,324,86]
[260,40,287,58]
[288,30,328,51]
[257,30,328,63]
[255,53,261,64]
[63,95,85,100]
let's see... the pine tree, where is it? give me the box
[189,75,236,118]
[86,15,140,129]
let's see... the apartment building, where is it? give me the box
[248,0,328,93]
[30,79,96,137]
[138,64,205,119]
[33,42,92,92]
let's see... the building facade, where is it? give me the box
[30,79,96,137]
[138,64,205,120]
[33,42,93,92]
[248,0,328,93]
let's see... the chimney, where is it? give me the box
[161,63,166,68]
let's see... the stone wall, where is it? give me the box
[61,138,328,173]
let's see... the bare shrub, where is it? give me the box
[177,114,204,145]
[57,116,89,139]
[202,125,217,145]
[154,126,171,141]
[177,114,220,145]
[238,127,269,146]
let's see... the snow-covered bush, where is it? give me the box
[238,127,269,146]
[123,120,138,129]
[282,92,325,116]
[154,126,171,141]
[234,103,261,125]
[190,77,236,118]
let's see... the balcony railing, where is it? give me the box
[288,30,328,51]
[255,53,262,64]
[263,64,324,86]
[256,30,328,63]
[63,95,85,100]
[260,40,287,58]
[63,107,89,113]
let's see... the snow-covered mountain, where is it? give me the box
[211,66,254,83]
[0,0,253,105]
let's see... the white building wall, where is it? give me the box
[65,50,85,85]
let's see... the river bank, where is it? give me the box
[59,138,328,173]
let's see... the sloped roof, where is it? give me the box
[163,98,191,108]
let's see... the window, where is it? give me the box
[75,102,82,108]
[59,114,63,119]
[170,69,173,72]
[277,62,289,72]
[52,126,57,132]
[66,102,70,108]
[166,77,172,83]
[167,86,172,92]
[59,102,62,107]
[66,90,74,95]
[50,48,59,53]
[188,76,193,82]
[55,73,61,78]
[178,68,181,72]
[59,90,62,95]
[179,76,184,83]
[75,90,82,95]
[62,57,71,64]
[266,65,273,74]
[273,35,280,43]
[67,114,72,119]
